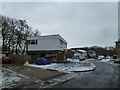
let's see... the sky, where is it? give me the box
[0,2,118,48]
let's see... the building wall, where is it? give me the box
[27,35,67,62]
[67,49,74,58]
[56,38,67,49]
[116,41,120,59]
[28,38,59,51]
[27,50,67,62]
[118,2,120,56]
[27,35,67,51]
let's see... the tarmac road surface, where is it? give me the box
[52,60,120,88]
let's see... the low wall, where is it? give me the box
[9,54,32,64]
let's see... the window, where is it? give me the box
[31,40,36,45]
[28,40,38,45]
[60,39,64,45]
[59,39,67,46]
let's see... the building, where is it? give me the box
[115,19,120,60]
[73,49,87,60]
[66,49,74,59]
[26,34,67,62]
[87,50,96,58]
[115,40,120,60]
[116,5,120,60]
[69,48,96,60]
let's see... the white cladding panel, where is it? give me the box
[27,35,67,51]
[118,2,120,41]
[56,38,67,49]
[118,27,120,41]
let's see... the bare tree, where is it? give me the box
[33,29,41,36]
[1,15,40,55]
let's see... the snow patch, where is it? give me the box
[100,59,111,62]
[2,69,21,88]
[2,75,21,88]
[25,59,96,73]
[1,68,30,88]
[24,61,30,66]
[67,58,80,62]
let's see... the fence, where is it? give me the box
[9,54,32,64]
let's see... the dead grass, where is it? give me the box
[2,64,63,80]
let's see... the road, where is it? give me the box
[52,60,120,88]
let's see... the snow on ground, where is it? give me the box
[98,58,119,66]
[24,59,96,73]
[1,68,30,89]
[85,58,96,61]
[100,59,111,62]
[67,58,96,62]
[67,58,80,62]
[2,68,21,88]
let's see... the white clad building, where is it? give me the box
[26,34,67,62]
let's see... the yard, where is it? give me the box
[1,64,63,89]
[24,58,96,73]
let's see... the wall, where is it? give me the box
[27,35,67,51]
[27,50,67,63]
[56,38,67,50]
[28,38,59,51]
[67,50,74,58]
[117,2,120,58]
[116,41,120,59]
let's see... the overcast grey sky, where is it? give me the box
[1,2,118,48]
